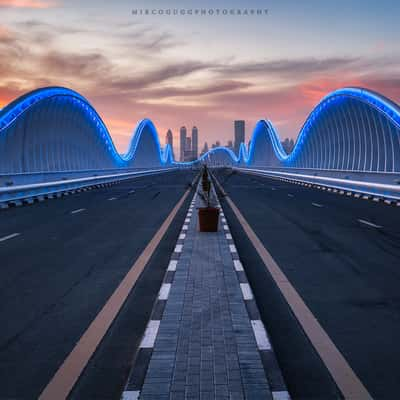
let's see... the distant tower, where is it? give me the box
[192,126,198,159]
[234,120,245,155]
[165,129,173,148]
[180,126,187,161]
[186,136,192,151]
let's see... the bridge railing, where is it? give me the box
[235,167,400,201]
[0,167,177,206]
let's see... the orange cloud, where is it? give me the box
[0,0,58,8]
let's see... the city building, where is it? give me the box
[165,129,173,148]
[234,120,245,155]
[281,138,295,154]
[200,142,209,157]
[180,126,187,161]
[192,126,198,159]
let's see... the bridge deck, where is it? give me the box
[123,183,287,399]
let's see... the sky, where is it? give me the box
[0,0,399,155]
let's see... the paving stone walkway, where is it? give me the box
[122,183,289,400]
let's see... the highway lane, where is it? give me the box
[214,168,400,400]
[0,170,196,399]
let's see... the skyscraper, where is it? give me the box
[180,126,187,161]
[165,129,173,148]
[234,120,245,155]
[192,126,198,159]
[186,137,192,152]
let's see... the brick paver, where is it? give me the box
[139,189,272,400]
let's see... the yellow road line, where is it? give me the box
[39,185,192,400]
[215,173,372,400]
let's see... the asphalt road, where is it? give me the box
[214,168,400,400]
[0,170,196,399]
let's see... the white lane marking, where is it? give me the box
[108,197,117,201]
[182,225,188,231]
[121,391,140,400]
[358,219,382,229]
[179,233,186,240]
[312,203,324,208]
[288,193,294,198]
[271,187,276,191]
[70,208,86,214]
[240,283,253,300]
[167,260,177,271]
[251,320,271,350]
[140,320,160,348]
[158,283,171,300]
[0,233,20,243]
[223,224,229,231]
[185,218,190,223]
[354,193,361,198]
[272,391,291,400]
[229,244,237,253]
[175,244,183,253]
[233,260,244,271]
[128,189,136,194]
[373,197,380,202]
[226,233,232,240]
[187,212,192,217]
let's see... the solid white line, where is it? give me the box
[175,244,183,253]
[179,233,186,240]
[312,202,323,208]
[139,320,160,348]
[251,320,271,350]
[158,283,171,300]
[182,225,188,231]
[272,390,291,400]
[108,197,117,201]
[287,194,294,198]
[0,233,20,243]
[229,244,237,253]
[70,208,85,214]
[121,391,140,400]
[167,260,178,271]
[233,260,244,271]
[223,224,229,231]
[226,233,232,240]
[240,283,253,300]
[358,219,382,229]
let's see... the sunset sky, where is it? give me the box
[0,0,399,155]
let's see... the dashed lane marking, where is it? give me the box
[312,202,324,208]
[357,219,382,229]
[0,233,20,243]
[70,208,86,214]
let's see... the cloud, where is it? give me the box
[139,80,251,98]
[0,0,58,8]
[215,57,360,81]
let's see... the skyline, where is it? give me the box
[0,0,399,155]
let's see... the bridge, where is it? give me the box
[0,86,399,399]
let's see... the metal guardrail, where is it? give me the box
[0,167,178,205]
[235,167,400,201]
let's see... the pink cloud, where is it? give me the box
[0,0,58,8]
